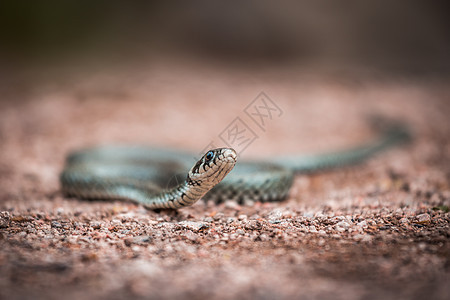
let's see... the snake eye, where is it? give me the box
[205,151,214,161]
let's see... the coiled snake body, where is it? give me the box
[61,121,410,209]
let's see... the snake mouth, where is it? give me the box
[213,149,237,182]
[210,148,237,184]
[222,148,237,161]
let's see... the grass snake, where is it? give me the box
[60,119,411,209]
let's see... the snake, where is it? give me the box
[60,119,411,209]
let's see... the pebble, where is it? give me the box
[178,221,208,232]
[336,227,346,233]
[303,211,314,218]
[361,235,373,242]
[224,201,241,210]
[353,234,364,241]
[357,220,367,227]
[243,199,255,207]
[335,221,350,232]
[0,211,11,228]
[124,236,152,246]
[399,217,409,224]
[51,221,62,228]
[90,221,102,229]
[236,229,245,235]
[111,219,122,226]
[226,217,236,224]
[418,242,427,251]
[238,215,247,221]
[268,209,283,220]
[416,213,431,223]
[257,234,269,241]
[213,212,224,221]
[183,231,198,242]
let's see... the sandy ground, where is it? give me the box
[0,63,449,300]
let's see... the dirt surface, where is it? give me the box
[0,63,449,300]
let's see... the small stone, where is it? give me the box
[111,219,122,226]
[335,221,350,231]
[236,229,245,235]
[213,213,224,221]
[0,211,11,228]
[357,220,367,228]
[418,242,427,251]
[224,201,241,210]
[336,227,346,232]
[366,219,376,226]
[257,234,269,241]
[399,217,409,224]
[125,236,152,246]
[318,230,326,235]
[226,217,236,224]
[51,221,62,228]
[249,214,260,220]
[268,209,283,220]
[203,217,214,223]
[353,234,364,241]
[332,216,345,222]
[361,235,373,242]
[309,226,317,232]
[178,221,208,232]
[243,199,255,207]
[81,252,98,262]
[416,213,431,224]
[303,211,314,218]
[90,221,102,229]
[183,231,198,242]
[315,213,325,218]
[238,215,247,221]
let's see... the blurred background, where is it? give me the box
[0,0,449,153]
[1,1,449,87]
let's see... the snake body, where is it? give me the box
[60,121,411,209]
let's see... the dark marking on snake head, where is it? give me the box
[187,175,201,186]
[192,159,203,174]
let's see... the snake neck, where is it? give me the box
[146,147,236,209]
[147,179,213,209]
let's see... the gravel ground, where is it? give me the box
[0,63,449,300]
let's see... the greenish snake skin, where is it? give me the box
[60,120,411,209]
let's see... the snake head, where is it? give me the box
[188,148,237,188]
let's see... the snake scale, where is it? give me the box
[60,119,411,209]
